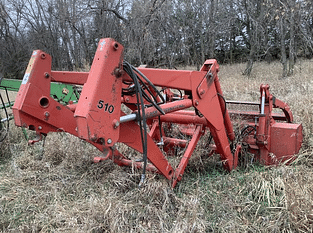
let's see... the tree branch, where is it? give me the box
[89,6,128,24]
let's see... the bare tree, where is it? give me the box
[0,1,29,78]
[1,0,313,78]
[241,0,268,75]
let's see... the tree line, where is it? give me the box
[1,0,313,79]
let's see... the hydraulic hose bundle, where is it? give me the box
[122,61,165,186]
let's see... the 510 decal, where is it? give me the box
[97,100,115,113]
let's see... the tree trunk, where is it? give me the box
[243,23,255,75]
[280,17,287,78]
[243,44,255,76]
[208,0,215,58]
[288,8,295,75]
[243,0,254,76]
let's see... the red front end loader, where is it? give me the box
[12,38,302,187]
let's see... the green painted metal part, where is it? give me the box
[0,78,80,104]
[0,78,80,141]
[50,81,80,104]
[0,79,21,92]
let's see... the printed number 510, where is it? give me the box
[97,100,114,113]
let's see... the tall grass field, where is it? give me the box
[1,60,313,232]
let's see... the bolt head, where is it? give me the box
[113,119,120,128]
[114,68,123,77]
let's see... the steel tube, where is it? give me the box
[120,99,193,124]
[261,90,265,115]
[226,100,260,106]
[160,113,208,125]
[1,116,13,122]
[120,113,137,123]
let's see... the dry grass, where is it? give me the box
[1,59,313,232]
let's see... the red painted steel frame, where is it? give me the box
[253,85,302,164]
[13,38,302,187]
